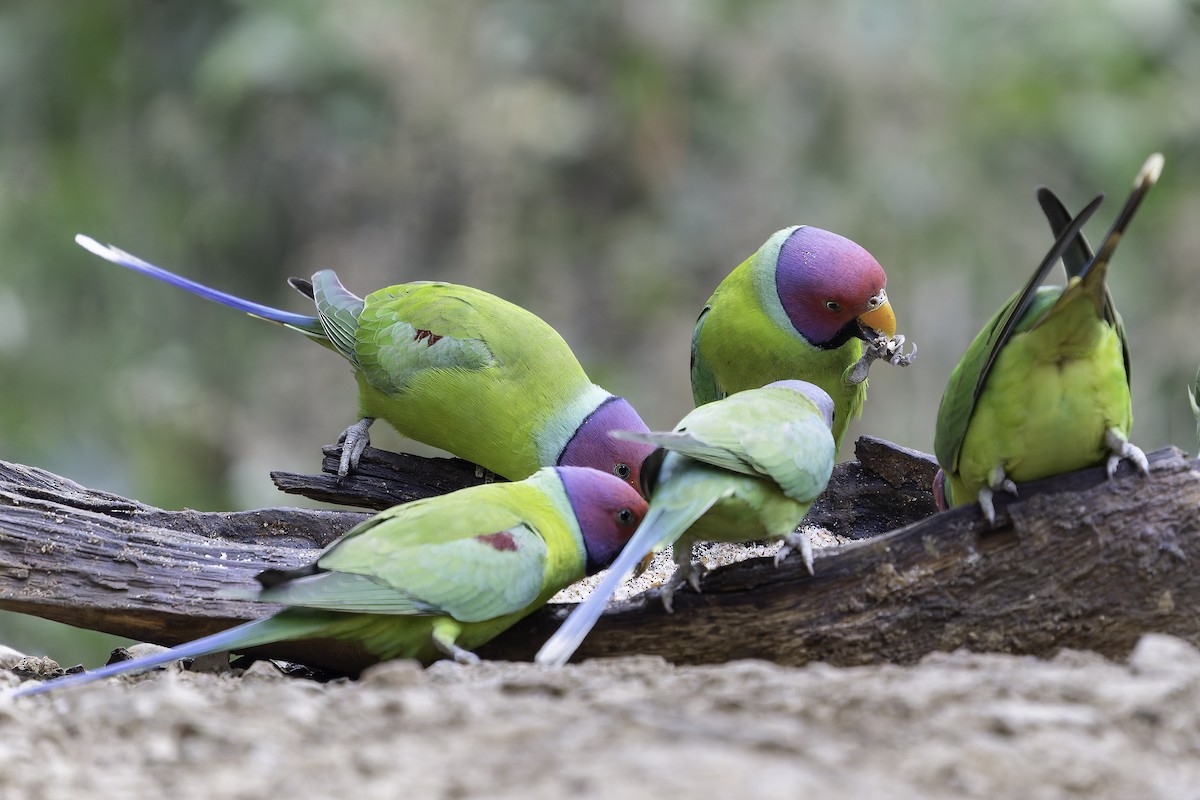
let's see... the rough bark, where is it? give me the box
[0,440,1195,674]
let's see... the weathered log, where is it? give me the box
[270,445,492,509]
[0,441,1195,675]
[482,446,1199,665]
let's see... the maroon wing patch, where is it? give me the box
[414,329,444,346]
[475,532,518,552]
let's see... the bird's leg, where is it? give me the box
[659,544,703,614]
[977,463,1017,526]
[473,465,499,483]
[1104,428,1150,479]
[336,417,375,478]
[775,527,815,575]
[844,334,919,385]
[631,552,656,579]
[431,619,481,666]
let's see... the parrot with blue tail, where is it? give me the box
[75,235,656,488]
[933,154,1162,523]
[535,380,835,667]
[10,466,647,697]
[690,226,914,450]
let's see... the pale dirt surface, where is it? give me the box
[3,633,1200,799]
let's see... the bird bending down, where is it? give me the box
[535,380,836,667]
[10,466,647,698]
[75,235,656,490]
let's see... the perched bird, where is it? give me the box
[933,154,1162,523]
[11,466,647,697]
[535,380,836,667]
[75,235,656,488]
[690,226,913,450]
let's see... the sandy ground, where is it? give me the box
[4,532,1199,799]
[3,633,1200,798]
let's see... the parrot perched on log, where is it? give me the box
[75,235,656,488]
[933,154,1162,523]
[10,466,647,698]
[535,380,836,667]
[690,226,915,450]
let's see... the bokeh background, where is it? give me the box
[2,1,1198,664]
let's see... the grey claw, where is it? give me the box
[1104,429,1150,478]
[660,561,702,613]
[977,488,997,527]
[337,417,375,478]
[776,529,815,574]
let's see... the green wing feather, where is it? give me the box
[272,494,554,623]
[689,304,724,405]
[618,385,835,503]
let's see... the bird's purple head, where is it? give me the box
[556,466,648,574]
[764,379,835,431]
[774,226,895,347]
[558,396,657,496]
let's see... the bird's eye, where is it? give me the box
[613,463,631,479]
[825,300,841,312]
[617,508,636,526]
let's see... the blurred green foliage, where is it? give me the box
[2,1,1198,664]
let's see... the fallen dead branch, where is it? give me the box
[1,439,1194,674]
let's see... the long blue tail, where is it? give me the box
[75,234,325,336]
[8,617,287,698]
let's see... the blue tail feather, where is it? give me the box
[75,234,324,334]
[8,618,284,698]
[535,494,716,667]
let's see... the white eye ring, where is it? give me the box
[825,301,841,312]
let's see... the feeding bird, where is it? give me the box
[75,235,655,489]
[535,380,835,667]
[11,466,647,697]
[690,226,914,450]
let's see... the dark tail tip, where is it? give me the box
[288,277,315,299]
[256,563,321,589]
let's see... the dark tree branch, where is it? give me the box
[269,445,492,510]
[1,441,1195,675]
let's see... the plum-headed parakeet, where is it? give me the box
[75,236,655,489]
[11,466,647,697]
[933,154,1162,523]
[535,380,835,666]
[690,226,914,450]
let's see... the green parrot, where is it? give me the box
[933,154,1162,523]
[535,380,836,667]
[75,236,656,488]
[11,466,647,697]
[690,226,914,450]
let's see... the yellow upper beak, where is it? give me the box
[858,295,896,339]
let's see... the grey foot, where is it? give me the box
[845,334,918,385]
[1104,428,1150,478]
[776,529,815,575]
[336,417,375,478]
[977,464,1018,526]
[434,638,481,666]
[660,560,703,614]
